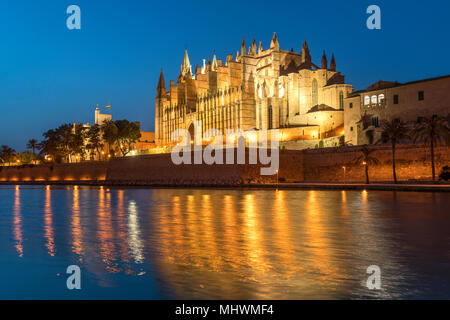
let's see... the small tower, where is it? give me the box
[251,39,257,56]
[270,32,279,50]
[212,54,218,71]
[301,39,311,64]
[180,50,192,76]
[241,37,246,56]
[157,68,166,97]
[321,50,328,69]
[258,41,263,55]
[330,53,336,71]
[95,105,100,125]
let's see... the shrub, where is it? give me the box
[439,166,450,181]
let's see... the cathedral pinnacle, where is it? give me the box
[321,50,328,69]
[157,68,166,96]
[330,53,336,71]
[181,49,192,76]
[270,32,279,49]
[241,37,246,56]
[258,41,263,55]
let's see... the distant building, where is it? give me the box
[344,75,450,145]
[155,33,353,145]
[95,105,112,125]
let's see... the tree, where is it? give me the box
[0,145,16,165]
[354,145,380,184]
[26,139,38,164]
[70,123,87,161]
[17,151,35,165]
[379,119,410,183]
[115,120,141,156]
[101,120,141,157]
[39,124,74,163]
[101,120,119,156]
[412,115,450,181]
[86,124,103,160]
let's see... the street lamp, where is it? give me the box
[276,169,279,189]
[342,166,346,184]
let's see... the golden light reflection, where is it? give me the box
[13,187,23,257]
[304,190,340,285]
[97,187,118,272]
[44,187,56,256]
[71,187,83,261]
[116,190,131,266]
[272,190,295,275]
[241,193,268,277]
[341,190,349,215]
[127,200,144,264]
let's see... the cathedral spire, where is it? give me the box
[321,50,328,69]
[301,38,311,64]
[181,49,192,76]
[258,40,263,55]
[212,53,218,71]
[157,68,166,97]
[252,39,257,55]
[330,53,336,71]
[241,37,246,56]
[270,32,279,49]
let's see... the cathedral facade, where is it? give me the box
[155,33,353,145]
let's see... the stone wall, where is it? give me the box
[0,144,448,185]
[302,143,449,182]
[0,161,107,182]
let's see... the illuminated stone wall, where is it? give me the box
[0,144,447,184]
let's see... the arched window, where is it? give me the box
[312,79,318,107]
[268,106,273,129]
[378,94,385,104]
[364,96,370,105]
[371,95,377,104]
[339,91,344,109]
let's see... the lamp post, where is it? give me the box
[276,169,279,189]
[342,166,346,184]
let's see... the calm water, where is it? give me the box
[0,186,449,299]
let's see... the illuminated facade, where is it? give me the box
[344,75,450,145]
[155,33,353,145]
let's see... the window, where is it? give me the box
[268,106,273,129]
[418,91,424,101]
[339,91,344,109]
[371,95,377,104]
[349,102,353,109]
[372,117,379,128]
[350,126,354,131]
[312,79,318,107]
[364,96,370,105]
[378,94,385,104]
[393,94,399,104]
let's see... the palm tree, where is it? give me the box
[379,119,410,183]
[355,145,380,184]
[0,145,16,165]
[26,139,38,164]
[412,115,450,181]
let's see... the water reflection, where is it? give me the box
[13,187,23,258]
[44,187,56,256]
[1,186,449,299]
[71,187,83,261]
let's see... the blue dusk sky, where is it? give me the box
[0,0,449,150]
